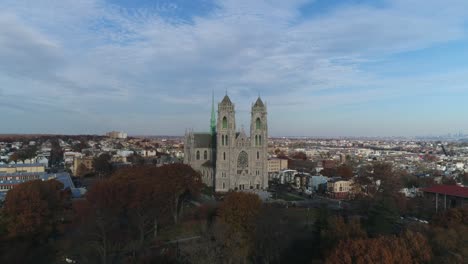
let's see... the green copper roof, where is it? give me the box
[210,92,216,135]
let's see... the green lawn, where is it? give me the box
[158,220,205,242]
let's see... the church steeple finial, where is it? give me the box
[210,90,216,135]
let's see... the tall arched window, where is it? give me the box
[196,151,200,160]
[222,116,228,129]
[225,135,228,146]
[257,151,259,159]
[256,118,261,130]
[255,135,258,146]
[223,152,226,160]
[221,135,225,146]
[204,150,208,160]
[259,135,262,146]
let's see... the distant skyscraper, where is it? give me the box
[106,131,127,139]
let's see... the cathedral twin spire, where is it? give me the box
[212,92,265,134]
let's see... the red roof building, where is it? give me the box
[422,185,468,198]
[422,185,468,212]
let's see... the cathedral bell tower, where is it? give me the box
[250,97,268,189]
[215,95,235,191]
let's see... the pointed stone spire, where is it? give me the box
[221,94,233,105]
[253,96,264,108]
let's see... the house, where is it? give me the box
[0,163,45,174]
[0,171,86,200]
[306,175,329,193]
[72,156,94,176]
[327,178,353,199]
[268,158,288,174]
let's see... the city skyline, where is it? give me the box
[2,0,468,136]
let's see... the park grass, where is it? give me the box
[158,219,205,242]
[275,192,305,201]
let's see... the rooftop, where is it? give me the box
[0,163,45,168]
[220,95,233,105]
[422,185,468,198]
[253,97,264,108]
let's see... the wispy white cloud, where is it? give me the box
[1,0,468,135]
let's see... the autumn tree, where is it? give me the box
[291,151,307,160]
[321,215,366,253]
[66,164,202,263]
[276,151,288,159]
[320,168,337,177]
[326,236,417,264]
[0,180,71,263]
[401,230,433,264]
[218,192,262,263]
[274,148,281,155]
[8,152,19,163]
[2,179,70,239]
[336,164,354,179]
[75,163,91,177]
[141,163,202,224]
[326,231,432,264]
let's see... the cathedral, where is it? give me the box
[184,94,268,192]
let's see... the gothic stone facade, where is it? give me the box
[184,95,268,192]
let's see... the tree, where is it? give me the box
[337,164,353,179]
[2,179,70,240]
[442,177,457,185]
[320,168,337,177]
[127,153,145,166]
[321,216,366,252]
[291,152,307,160]
[76,163,91,177]
[401,230,433,264]
[93,153,112,178]
[252,206,295,263]
[276,151,288,159]
[462,172,468,186]
[8,152,19,164]
[367,196,400,235]
[274,148,281,155]
[67,164,202,263]
[72,141,89,152]
[218,192,262,263]
[49,139,64,167]
[326,236,415,264]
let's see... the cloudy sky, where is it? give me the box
[1,0,468,137]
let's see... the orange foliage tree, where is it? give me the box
[337,164,354,179]
[69,164,202,263]
[2,179,70,240]
[326,230,432,264]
